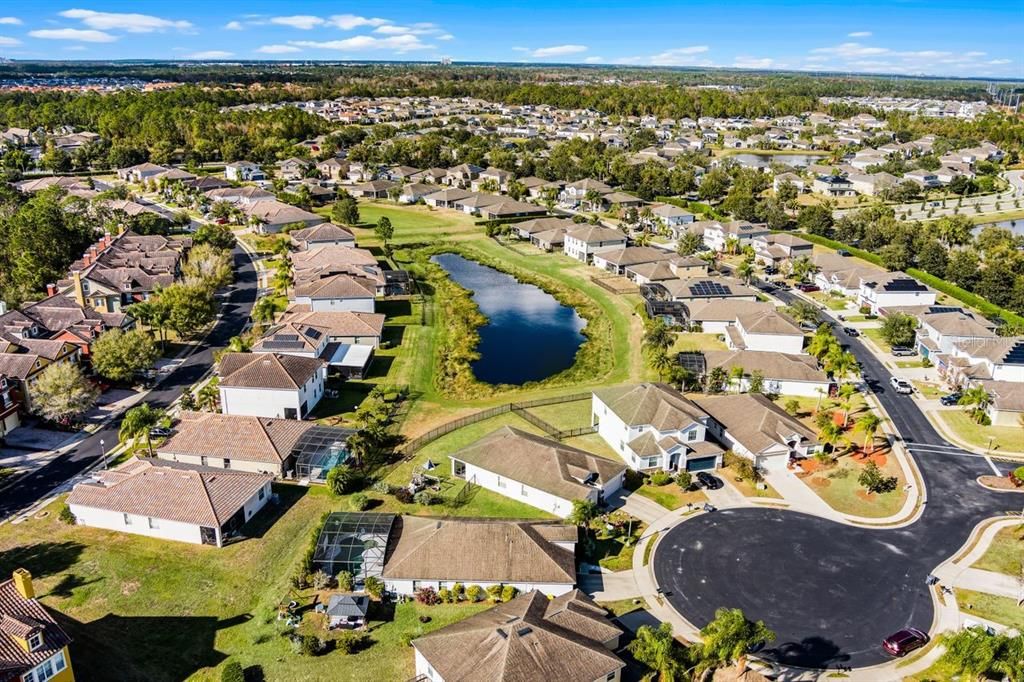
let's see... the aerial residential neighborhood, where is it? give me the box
[0,3,1022,682]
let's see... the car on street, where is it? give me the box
[939,392,962,406]
[890,377,913,395]
[149,426,172,438]
[696,472,723,490]
[882,628,929,657]
[842,327,860,337]
[836,249,851,256]
[764,266,778,275]
[891,346,917,357]
[800,321,820,331]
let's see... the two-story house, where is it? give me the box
[0,569,75,682]
[217,353,326,420]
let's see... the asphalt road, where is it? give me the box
[653,280,1015,669]
[0,245,256,521]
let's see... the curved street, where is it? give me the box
[652,284,1018,669]
[0,245,257,521]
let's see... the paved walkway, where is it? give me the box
[607,489,665,524]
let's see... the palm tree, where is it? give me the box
[938,627,1001,682]
[271,267,293,296]
[836,382,857,427]
[854,412,883,453]
[729,365,745,393]
[699,608,775,675]
[958,385,990,424]
[818,420,845,455]
[197,382,220,412]
[627,622,687,682]
[736,259,754,284]
[992,633,1024,682]
[807,327,837,360]
[826,348,858,385]
[251,296,282,325]
[119,403,166,456]
[789,300,820,324]
[643,318,673,354]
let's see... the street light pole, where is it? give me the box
[99,439,107,469]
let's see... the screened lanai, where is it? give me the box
[311,512,396,584]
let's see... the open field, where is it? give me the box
[973,523,1024,576]
[670,332,728,353]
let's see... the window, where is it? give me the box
[123,513,132,526]
[27,631,43,651]
[687,430,697,442]
[53,651,66,673]
[607,673,616,681]
[148,517,159,529]
[224,459,231,470]
[200,456,208,467]
[258,487,265,501]
[497,476,506,489]
[521,484,528,497]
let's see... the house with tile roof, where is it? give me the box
[449,427,626,518]
[217,352,326,420]
[0,569,74,682]
[66,458,272,547]
[382,517,578,597]
[412,589,624,682]
[592,383,724,472]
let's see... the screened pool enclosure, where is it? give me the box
[311,512,396,584]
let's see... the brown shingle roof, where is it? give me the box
[412,590,623,682]
[293,274,376,300]
[383,517,576,584]
[594,383,709,431]
[279,307,384,339]
[218,352,324,389]
[66,458,271,527]
[693,393,818,454]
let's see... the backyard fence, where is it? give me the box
[590,275,639,296]
[396,392,593,458]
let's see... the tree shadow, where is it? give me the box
[367,355,395,378]
[768,635,850,668]
[46,573,103,599]
[55,611,252,682]
[377,299,412,317]
[0,541,85,581]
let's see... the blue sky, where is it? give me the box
[0,1,1020,79]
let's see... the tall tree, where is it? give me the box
[119,403,167,456]
[938,627,1001,682]
[699,608,775,675]
[627,622,689,682]
[91,328,159,383]
[30,362,99,424]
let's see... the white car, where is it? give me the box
[890,377,913,395]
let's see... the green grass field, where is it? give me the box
[937,410,1024,453]
[797,453,907,518]
[973,524,1023,576]
[670,333,728,353]
[956,589,1024,630]
[634,483,708,510]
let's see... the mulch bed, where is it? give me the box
[979,475,1024,492]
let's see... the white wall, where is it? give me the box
[454,460,613,518]
[591,393,706,471]
[70,505,207,545]
[156,452,285,477]
[385,578,574,598]
[292,295,376,313]
[741,330,805,355]
[220,370,324,419]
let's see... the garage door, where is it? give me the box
[686,456,718,472]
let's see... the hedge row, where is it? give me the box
[794,232,883,267]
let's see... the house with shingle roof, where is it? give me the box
[563,225,627,263]
[592,383,724,472]
[724,309,805,355]
[858,271,936,315]
[67,457,272,547]
[288,223,355,250]
[449,427,626,518]
[700,350,830,397]
[412,589,624,682]
[217,352,326,420]
[241,200,324,234]
[0,569,74,682]
[382,517,578,597]
[591,246,673,276]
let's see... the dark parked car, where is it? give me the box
[842,327,860,337]
[940,392,962,406]
[149,427,172,438]
[891,346,917,357]
[696,472,723,490]
[882,628,929,657]
[837,249,851,256]
[797,283,820,292]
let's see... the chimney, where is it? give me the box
[46,283,57,297]
[71,270,86,307]
[13,568,34,600]
[82,254,92,266]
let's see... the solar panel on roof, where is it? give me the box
[689,281,731,296]
[884,278,926,292]
[260,340,307,351]
[303,328,323,340]
[1005,341,1024,363]
[275,334,300,342]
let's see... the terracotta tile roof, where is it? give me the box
[383,517,576,585]
[0,577,72,682]
[279,308,384,339]
[158,412,312,465]
[66,457,271,527]
[412,590,623,682]
[218,352,324,389]
[292,274,376,300]
[451,427,625,500]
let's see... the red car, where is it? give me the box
[797,283,820,293]
[882,628,929,656]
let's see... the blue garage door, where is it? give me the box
[686,456,718,472]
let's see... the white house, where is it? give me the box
[650,203,695,228]
[858,272,936,315]
[381,517,578,597]
[591,246,672,276]
[412,590,624,682]
[292,274,377,313]
[66,458,272,547]
[752,233,813,268]
[724,310,805,355]
[448,427,626,518]
[563,225,628,263]
[948,337,1024,386]
[217,352,326,420]
[693,393,821,472]
[224,161,266,182]
[592,383,724,472]
[915,311,996,360]
[702,221,770,252]
[981,381,1024,426]
[702,350,831,397]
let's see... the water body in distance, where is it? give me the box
[431,253,586,385]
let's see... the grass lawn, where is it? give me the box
[720,465,783,499]
[956,589,1024,630]
[562,432,623,461]
[936,410,1024,453]
[642,532,659,566]
[598,598,645,617]
[670,332,728,353]
[806,291,851,310]
[973,524,1023,576]
[860,327,892,353]
[330,201,480,247]
[523,398,593,431]
[796,451,907,518]
[912,381,946,399]
[635,483,708,510]
[896,359,927,369]
[582,521,646,572]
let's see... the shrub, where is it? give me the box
[921,356,933,368]
[623,469,645,491]
[364,576,385,600]
[724,451,757,482]
[784,399,801,416]
[675,471,693,490]
[220,661,245,682]
[336,571,354,592]
[451,583,464,601]
[311,570,332,590]
[859,305,872,315]
[371,480,392,495]
[649,470,672,486]
[415,587,440,605]
[466,584,484,603]
[858,461,899,494]
[290,570,310,589]
[336,630,371,655]
[394,487,414,504]
[500,585,518,602]
[291,634,326,656]
[486,585,504,602]
[326,465,362,496]
[350,493,370,511]
[57,504,76,525]
[1012,466,1024,485]
[437,587,452,604]
[414,490,442,506]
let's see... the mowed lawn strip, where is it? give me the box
[972,523,1024,575]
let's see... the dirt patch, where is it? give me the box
[810,477,831,489]
[797,458,826,474]
[979,475,1023,492]
[121,580,140,596]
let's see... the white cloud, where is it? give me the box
[808,40,1008,75]
[848,31,872,38]
[645,46,711,66]
[328,14,392,30]
[60,9,192,33]
[812,42,888,58]
[584,56,603,63]
[269,15,324,30]
[224,21,244,31]
[374,22,448,37]
[256,44,302,54]
[733,56,777,69]
[185,50,234,59]
[529,44,588,58]
[29,28,117,42]
[438,33,454,41]
[0,36,20,46]
[0,17,22,26]
[988,59,1011,65]
[290,34,433,53]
